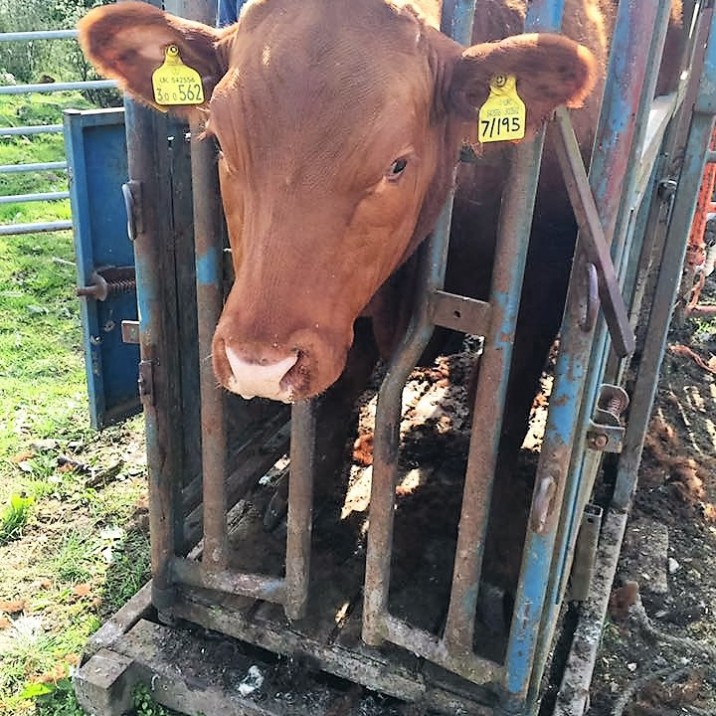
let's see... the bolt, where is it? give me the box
[589,433,608,449]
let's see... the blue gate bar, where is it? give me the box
[556,12,716,708]
[525,0,679,704]
[502,0,665,710]
[614,35,716,512]
[532,3,676,697]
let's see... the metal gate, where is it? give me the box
[75,1,716,714]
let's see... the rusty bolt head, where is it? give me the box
[588,433,609,449]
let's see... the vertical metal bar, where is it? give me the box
[555,17,716,707]
[614,127,716,509]
[529,9,709,703]
[125,97,183,611]
[363,198,455,645]
[166,0,230,571]
[525,2,678,705]
[284,400,315,621]
[191,130,229,571]
[501,2,664,710]
[443,135,547,655]
[443,0,563,661]
[361,0,476,648]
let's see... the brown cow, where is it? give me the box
[78,0,598,407]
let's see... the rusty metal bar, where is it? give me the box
[443,134,547,656]
[552,108,635,357]
[383,616,501,686]
[362,0,477,649]
[172,557,286,604]
[191,127,229,572]
[363,196,455,646]
[126,95,183,612]
[443,0,566,664]
[284,400,316,621]
[504,1,667,709]
[167,0,230,572]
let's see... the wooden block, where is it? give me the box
[73,649,136,716]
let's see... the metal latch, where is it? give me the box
[77,266,136,302]
[138,360,155,406]
[121,180,143,242]
[586,384,629,452]
[570,504,603,601]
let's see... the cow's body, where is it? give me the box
[78,1,681,552]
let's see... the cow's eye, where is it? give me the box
[386,158,408,180]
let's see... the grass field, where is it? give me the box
[0,93,154,715]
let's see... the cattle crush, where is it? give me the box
[73,1,716,715]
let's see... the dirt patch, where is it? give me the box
[587,274,716,715]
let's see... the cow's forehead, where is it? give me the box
[210,0,437,182]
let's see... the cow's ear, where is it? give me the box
[448,33,598,136]
[78,1,225,119]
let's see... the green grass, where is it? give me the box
[0,493,34,545]
[0,93,149,716]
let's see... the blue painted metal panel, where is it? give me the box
[64,108,139,429]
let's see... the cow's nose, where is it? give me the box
[224,346,299,403]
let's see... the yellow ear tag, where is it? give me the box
[151,45,205,106]
[477,74,526,143]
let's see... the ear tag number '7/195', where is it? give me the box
[478,74,525,143]
[152,45,204,106]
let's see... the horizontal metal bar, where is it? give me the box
[171,557,287,605]
[0,29,78,42]
[429,290,491,334]
[0,191,69,204]
[0,124,63,136]
[0,80,117,95]
[0,220,71,235]
[0,161,66,174]
[382,615,501,686]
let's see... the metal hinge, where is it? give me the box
[586,384,629,452]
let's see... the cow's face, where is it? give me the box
[79,0,596,402]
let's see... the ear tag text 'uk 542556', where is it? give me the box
[478,74,525,143]
[152,45,204,106]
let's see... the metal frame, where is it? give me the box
[126,0,713,714]
[0,28,118,235]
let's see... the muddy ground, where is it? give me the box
[585,273,716,715]
[33,279,714,716]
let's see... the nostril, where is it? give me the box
[223,346,300,402]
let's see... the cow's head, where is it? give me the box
[79,0,597,402]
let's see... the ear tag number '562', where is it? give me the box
[152,45,204,106]
[478,74,525,143]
